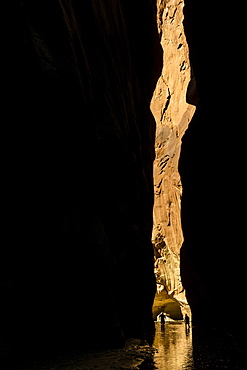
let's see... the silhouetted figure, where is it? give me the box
[184,314,190,332]
[160,312,166,325]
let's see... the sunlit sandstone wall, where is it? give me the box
[151,0,195,304]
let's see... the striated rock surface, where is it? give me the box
[151,0,195,317]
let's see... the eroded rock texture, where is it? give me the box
[151,0,195,317]
[2,0,162,362]
[180,0,247,341]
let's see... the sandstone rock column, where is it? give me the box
[151,0,195,317]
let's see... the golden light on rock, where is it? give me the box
[151,0,195,318]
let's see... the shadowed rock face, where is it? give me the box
[180,0,247,341]
[2,0,162,360]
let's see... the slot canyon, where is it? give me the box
[3,0,247,368]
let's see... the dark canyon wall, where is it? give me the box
[3,0,162,362]
[180,0,247,341]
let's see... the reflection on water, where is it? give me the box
[153,322,194,370]
[17,320,247,369]
[144,321,247,370]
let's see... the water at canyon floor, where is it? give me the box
[146,321,247,369]
[151,321,193,369]
[18,322,247,369]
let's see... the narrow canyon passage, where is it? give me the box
[151,0,194,323]
[153,0,247,346]
[2,0,247,368]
